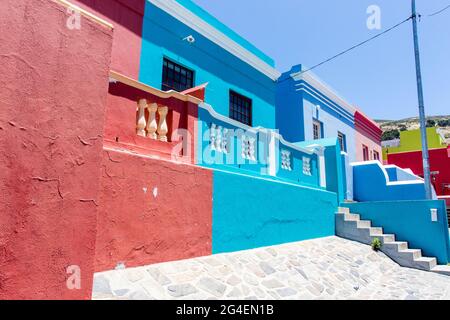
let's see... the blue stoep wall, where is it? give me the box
[212,170,338,254]
[140,1,277,128]
[276,65,356,162]
[342,200,450,264]
[197,105,322,188]
[352,162,428,202]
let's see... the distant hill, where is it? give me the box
[375,115,450,143]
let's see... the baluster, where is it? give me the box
[136,99,147,137]
[146,103,158,140]
[210,124,217,151]
[216,126,222,152]
[221,128,228,153]
[157,106,169,142]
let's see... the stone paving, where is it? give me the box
[92,236,450,300]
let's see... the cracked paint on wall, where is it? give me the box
[94,149,213,272]
[0,0,113,299]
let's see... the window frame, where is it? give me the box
[229,90,252,126]
[337,131,346,152]
[373,150,380,161]
[161,58,195,92]
[313,119,322,140]
[362,144,369,161]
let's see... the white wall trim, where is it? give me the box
[292,71,356,116]
[149,0,281,80]
[296,87,354,124]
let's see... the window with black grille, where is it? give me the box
[162,58,194,92]
[229,91,252,126]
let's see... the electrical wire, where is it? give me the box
[285,15,413,79]
[427,4,450,17]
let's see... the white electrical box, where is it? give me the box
[430,209,438,222]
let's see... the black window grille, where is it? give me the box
[162,58,194,92]
[229,91,252,126]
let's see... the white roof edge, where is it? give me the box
[149,0,281,81]
[291,70,357,115]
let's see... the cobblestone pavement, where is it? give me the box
[92,237,450,300]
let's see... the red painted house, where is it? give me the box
[387,147,450,205]
[354,110,383,162]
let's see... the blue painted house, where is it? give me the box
[276,64,357,162]
[139,0,281,128]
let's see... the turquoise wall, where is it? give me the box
[212,170,338,254]
[140,1,277,128]
[296,138,347,202]
[342,200,450,264]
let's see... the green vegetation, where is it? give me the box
[437,119,450,127]
[371,238,382,252]
[382,129,400,141]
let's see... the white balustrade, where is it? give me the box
[146,103,158,140]
[210,124,217,151]
[281,150,292,171]
[157,106,169,142]
[136,99,148,137]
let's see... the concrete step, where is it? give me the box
[431,265,450,276]
[383,241,408,251]
[335,209,442,274]
[413,257,437,271]
[344,213,360,222]
[356,220,371,228]
[338,207,350,214]
[398,248,422,260]
[369,227,383,236]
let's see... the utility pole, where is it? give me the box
[411,0,432,199]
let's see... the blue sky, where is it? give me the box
[192,0,450,120]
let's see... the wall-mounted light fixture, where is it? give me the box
[182,35,196,44]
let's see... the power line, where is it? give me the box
[427,4,450,17]
[288,16,413,78]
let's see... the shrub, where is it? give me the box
[381,129,400,141]
[371,238,382,251]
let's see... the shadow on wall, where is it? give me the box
[73,0,145,35]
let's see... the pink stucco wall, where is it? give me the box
[0,0,113,299]
[71,0,144,79]
[95,149,213,272]
[354,111,382,161]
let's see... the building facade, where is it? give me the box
[383,127,449,204]
[4,0,445,301]
[276,65,357,162]
[354,110,382,162]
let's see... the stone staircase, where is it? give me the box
[336,207,450,276]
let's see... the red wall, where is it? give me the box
[105,82,198,164]
[354,110,382,144]
[95,149,212,272]
[0,0,113,299]
[387,147,450,197]
[71,0,145,79]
